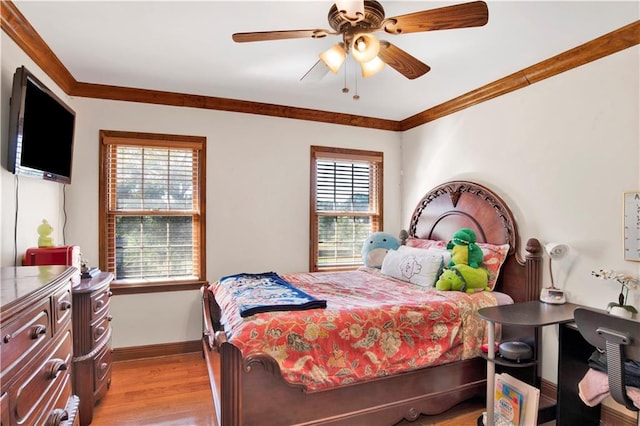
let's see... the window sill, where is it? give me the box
[313,265,362,273]
[110,279,208,295]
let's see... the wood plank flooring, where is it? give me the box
[91,352,216,426]
[91,351,485,426]
[395,399,485,426]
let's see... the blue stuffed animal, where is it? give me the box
[361,232,400,268]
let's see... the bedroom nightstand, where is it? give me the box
[71,271,114,426]
[478,301,599,425]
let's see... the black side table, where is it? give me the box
[478,301,598,425]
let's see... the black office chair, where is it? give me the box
[574,307,640,414]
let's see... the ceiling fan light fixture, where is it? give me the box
[319,42,347,74]
[351,33,380,64]
[360,56,385,78]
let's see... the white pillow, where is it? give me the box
[381,249,444,288]
[398,245,451,266]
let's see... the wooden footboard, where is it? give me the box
[222,341,484,425]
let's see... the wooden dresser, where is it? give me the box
[0,265,80,426]
[71,271,113,426]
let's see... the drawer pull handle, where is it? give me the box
[100,362,108,372]
[46,408,68,426]
[106,290,113,297]
[60,301,71,311]
[46,359,67,379]
[96,300,105,309]
[97,326,106,337]
[3,334,12,343]
[31,325,47,339]
[108,315,113,322]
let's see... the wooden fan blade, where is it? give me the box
[300,60,331,82]
[232,29,333,43]
[378,41,430,80]
[382,1,488,35]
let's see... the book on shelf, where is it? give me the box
[494,373,540,426]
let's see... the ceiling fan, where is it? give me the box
[232,1,489,81]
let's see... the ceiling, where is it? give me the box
[11,1,639,121]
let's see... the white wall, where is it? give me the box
[1,31,403,348]
[401,46,639,413]
[1,33,75,266]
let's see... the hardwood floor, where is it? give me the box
[395,399,485,426]
[91,351,485,426]
[91,352,216,426]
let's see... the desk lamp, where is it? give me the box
[540,242,569,304]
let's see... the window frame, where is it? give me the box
[99,130,206,295]
[309,145,383,272]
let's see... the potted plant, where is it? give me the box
[591,269,638,319]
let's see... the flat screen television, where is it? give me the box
[6,66,76,184]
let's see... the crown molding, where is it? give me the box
[71,81,401,131]
[401,20,640,131]
[0,0,76,93]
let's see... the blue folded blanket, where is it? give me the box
[219,272,327,317]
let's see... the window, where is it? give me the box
[99,130,206,293]
[310,146,383,272]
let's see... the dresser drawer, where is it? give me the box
[43,375,79,426]
[91,314,111,349]
[0,298,51,383]
[52,284,73,334]
[94,342,112,399]
[12,327,73,425]
[90,288,111,322]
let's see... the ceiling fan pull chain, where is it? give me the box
[353,70,360,100]
[342,59,349,93]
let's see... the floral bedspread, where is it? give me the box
[210,267,499,391]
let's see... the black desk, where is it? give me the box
[478,301,599,425]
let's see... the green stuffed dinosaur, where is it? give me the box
[436,228,490,293]
[435,264,491,293]
[447,228,483,268]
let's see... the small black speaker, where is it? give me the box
[499,341,533,362]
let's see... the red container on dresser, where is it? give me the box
[23,245,81,270]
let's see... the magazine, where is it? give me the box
[494,373,540,426]
[495,376,524,425]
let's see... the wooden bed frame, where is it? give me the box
[201,180,542,425]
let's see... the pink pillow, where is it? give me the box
[405,237,446,249]
[477,242,510,290]
[405,237,509,290]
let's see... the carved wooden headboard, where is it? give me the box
[407,180,542,303]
